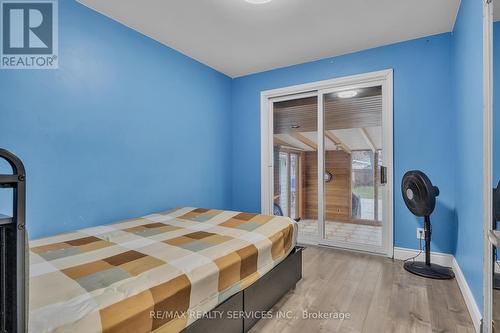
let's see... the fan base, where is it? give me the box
[404,261,455,280]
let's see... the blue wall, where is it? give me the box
[230,33,458,255]
[451,0,484,312]
[0,1,232,239]
[494,22,500,186]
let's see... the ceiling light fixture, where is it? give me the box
[245,0,272,4]
[337,90,358,99]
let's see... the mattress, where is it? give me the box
[28,207,297,333]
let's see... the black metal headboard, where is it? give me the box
[0,149,26,333]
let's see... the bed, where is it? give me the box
[28,207,301,333]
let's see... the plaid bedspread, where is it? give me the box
[28,207,297,333]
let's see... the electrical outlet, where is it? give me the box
[416,228,425,240]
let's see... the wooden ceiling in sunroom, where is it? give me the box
[273,86,382,153]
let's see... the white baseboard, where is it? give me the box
[393,247,481,332]
[452,257,482,333]
[393,247,454,267]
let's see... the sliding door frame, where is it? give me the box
[483,0,493,332]
[261,69,394,257]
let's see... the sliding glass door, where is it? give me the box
[266,72,392,255]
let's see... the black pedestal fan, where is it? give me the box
[401,170,454,280]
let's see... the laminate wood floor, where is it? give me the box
[249,246,474,333]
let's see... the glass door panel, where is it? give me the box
[272,96,318,240]
[322,86,383,249]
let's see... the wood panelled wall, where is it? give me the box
[304,150,352,221]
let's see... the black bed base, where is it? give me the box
[0,149,27,333]
[0,146,301,333]
[182,246,303,333]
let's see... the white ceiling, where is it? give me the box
[78,0,460,78]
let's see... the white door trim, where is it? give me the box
[317,94,325,240]
[260,69,394,257]
[483,0,493,332]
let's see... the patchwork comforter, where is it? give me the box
[29,207,297,333]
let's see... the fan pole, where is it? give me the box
[424,215,431,266]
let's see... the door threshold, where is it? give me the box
[297,239,389,257]
[301,242,388,257]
